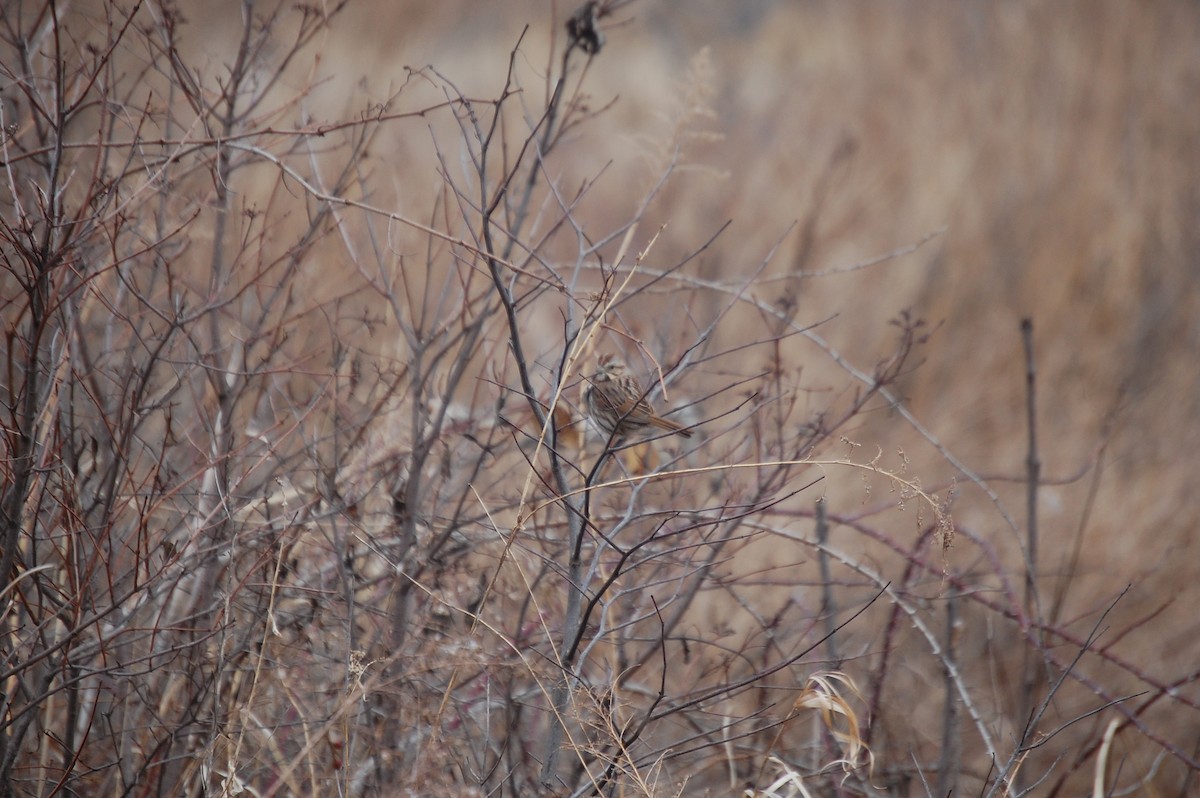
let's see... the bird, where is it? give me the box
[582,354,692,442]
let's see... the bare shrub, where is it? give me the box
[3,2,1197,797]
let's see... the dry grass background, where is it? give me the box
[5,0,1200,794]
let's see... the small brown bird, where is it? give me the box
[583,354,692,441]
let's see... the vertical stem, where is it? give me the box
[934,590,960,798]
[1021,317,1040,627]
[0,3,68,786]
[1013,317,1041,794]
[816,499,840,665]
